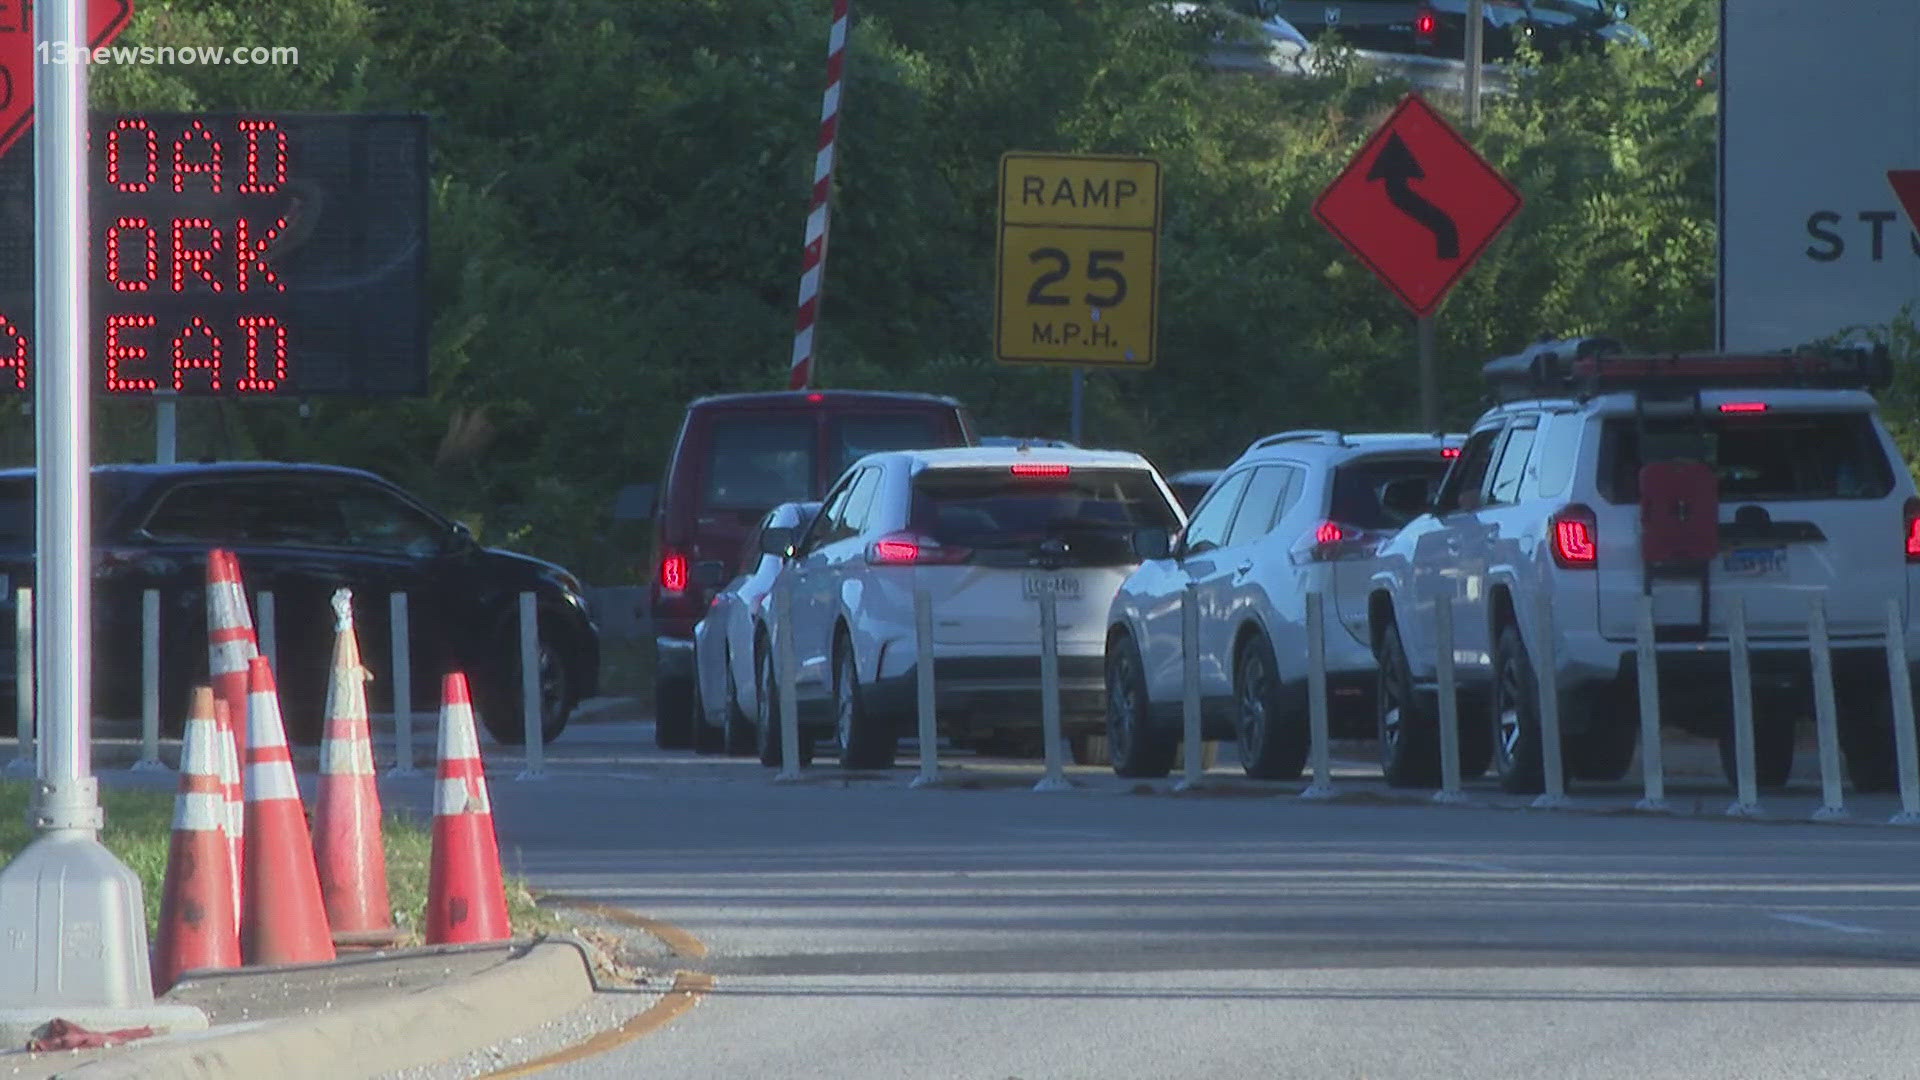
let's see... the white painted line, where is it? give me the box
[1408,856,1518,874]
[1769,912,1881,936]
[1001,827,1118,840]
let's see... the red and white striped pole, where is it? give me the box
[788,0,849,390]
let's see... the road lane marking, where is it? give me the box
[1408,856,1518,874]
[476,969,715,1079]
[1769,912,1881,935]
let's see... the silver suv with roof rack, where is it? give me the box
[1365,337,1920,794]
[1104,428,1462,778]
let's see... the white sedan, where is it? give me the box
[691,500,820,761]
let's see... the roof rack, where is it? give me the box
[1247,429,1346,453]
[1482,337,1892,401]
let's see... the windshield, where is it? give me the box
[830,414,943,477]
[702,415,816,510]
[910,468,1180,567]
[1597,413,1895,503]
[1329,456,1452,530]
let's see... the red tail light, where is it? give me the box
[1011,463,1071,477]
[1550,505,1598,569]
[1718,401,1768,413]
[659,551,689,593]
[1315,521,1345,545]
[1441,446,1461,459]
[1292,521,1379,563]
[866,531,971,566]
[1905,498,1920,563]
[1415,7,1437,39]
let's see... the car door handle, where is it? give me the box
[1235,561,1253,576]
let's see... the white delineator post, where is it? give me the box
[1034,588,1070,792]
[787,0,849,390]
[132,589,164,771]
[1300,592,1335,800]
[774,578,803,782]
[6,588,32,776]
[909,582,939,789]
[1884,598,1920,825]
[1432,597,1465,805]
[1725,595,1761,818]
[1175,584,1204,792]
[1808,592,1845,821]
[516,592,546,781]
[0,0,206,1037]
[1530,590,1569,809]
[388,592,419,777]
[1633,594,1667,812]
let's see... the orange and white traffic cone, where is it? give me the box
[241,656,337,965]
[312,587,396,949]
[426,672,511,945]
[206,549,259,766]
[152,686,240,993]
[214,698,244,922]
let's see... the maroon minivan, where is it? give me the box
[644,390,975,747]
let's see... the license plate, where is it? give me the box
[1720,546,1788,577]
[1023,573,1081,601]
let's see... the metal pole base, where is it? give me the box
[1889,810,1920,826]
[1810,805,1849,822]
[773,769,804,784]
[0,833,208,1039]
[1298,783,1337,801]
[908,772,942,789]
[514,769,549,782]
[1529,792,1570,810]
[1724,800,1763,819]
[1172,777,1209,794]
[129,758,169,773]
[1633,798,1672,814]
[1031,775,1074,793]
[1431,789,1470,806]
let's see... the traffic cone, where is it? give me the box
[152,686,240,993]
[312,587,396,949]
[206,549,259,766]
[214,698,244,922]
[241,656,337,965]
[426,672,511,945]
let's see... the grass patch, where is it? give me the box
[0,781,560,945]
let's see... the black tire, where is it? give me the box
[1234,633,1307,780]
[1569,717,1638,782]
[653,673,694,750]
[755,640,812,768]
[1376,620,1438,788]
[1106,633,1175,779]
[1457,688,1494,781]
[1718,714,1795,790]
[1491,622,1547,795]
[480,630,573,746]
[1839,686,1908,793]
[722,641,758,756]
[834,636,895,770]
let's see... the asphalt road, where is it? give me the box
[339,715,1920,1080]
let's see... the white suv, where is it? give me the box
[1366,338,1920,793]
[1104,430,1462,778]
[759,446,1184,768]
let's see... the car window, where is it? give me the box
[328,481,448,556]
[143,479,349,547]
[1433,426,1503,515]
[1596,412,1895,503]
[838,467,885,537]
[800,469,865,552]
[1485,421,1539,507]
[702,414,815,509]
[909,467,1181,568]
[1329,455,1452,530]
[1182,468,1251,555]
[830,415,941,477]
[1224,466,1291,548]
[1526,413,1583,500]
[0,476,132,549]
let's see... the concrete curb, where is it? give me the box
[59,939,596,1080]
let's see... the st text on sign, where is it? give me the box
[995,153,1161,368]
[1313,94,1521,317]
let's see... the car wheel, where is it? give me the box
[755,639,812,769]
[480,630,572,746]
[1839,685,1907,793]
[1491,622,1547,795]
[834,637,895,771]
[653,672,694,750]
[722,641,757,756]
[1376,619,1439,788]
[1234,633,1306,781]
[1105,633,1174,779]
[1717,713,1795,790]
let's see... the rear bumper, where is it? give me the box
[868,655,1107,732]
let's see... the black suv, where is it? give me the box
[0,462,599,745]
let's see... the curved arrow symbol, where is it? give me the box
[1367,133,1459,260]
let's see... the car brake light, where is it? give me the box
[866,531,971,566]
[659,551,688,593]
[806,392,824,403]
[1550,505,1598,569]
[1441,446,1461,459]
[1315,521,1344,545]
[1292,521,1377,563]
[1415,7,1437,38]
[1011,463,1071,477]
[1906,499,1920,563]
[1718,401,1767,413]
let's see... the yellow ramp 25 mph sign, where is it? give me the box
[995,153,1161,368]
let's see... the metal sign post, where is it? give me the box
[0,0,205,1038]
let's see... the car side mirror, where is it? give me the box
[1130,527,1173,561]
[759,526,798,558]
[448,520,478,550]
[613,483,657,522]
[692,560,728,590]
[1380,477,1432,520]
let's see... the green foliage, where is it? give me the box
[39,0,1784,579]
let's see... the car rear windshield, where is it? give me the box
[1329,456,1452,530]
[702,415,816,510]
[830,414,945,477]
[0,474,140,550]
[1596,412,1896,503]
[910,467,1179,566]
